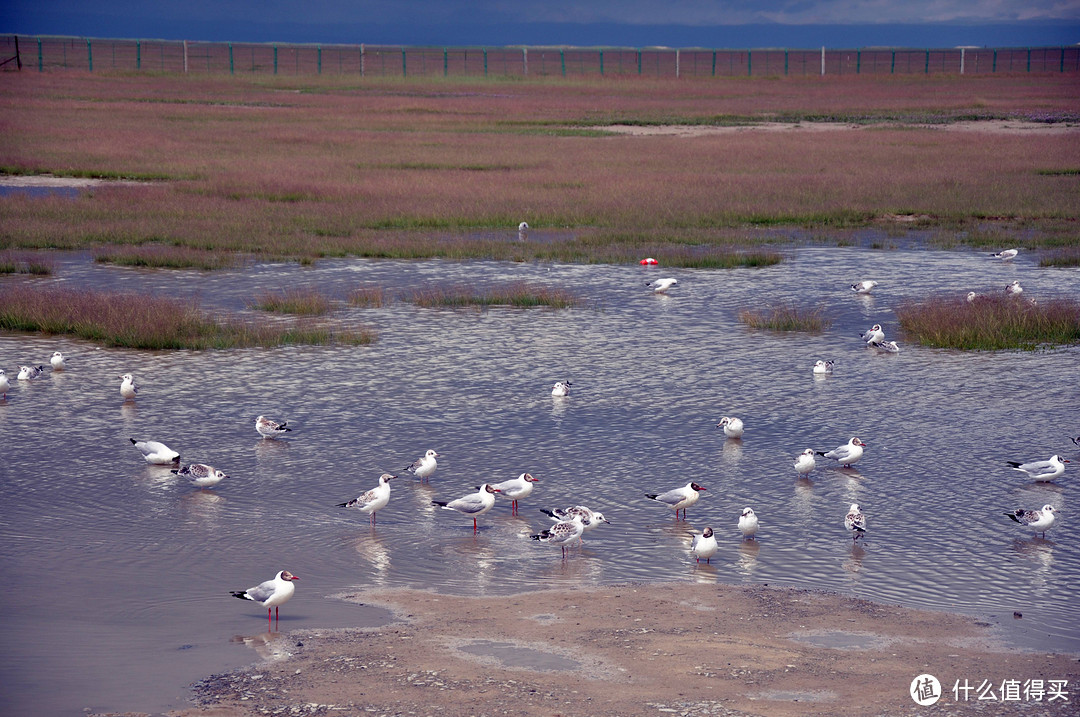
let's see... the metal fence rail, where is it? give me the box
[2,35,1077,77]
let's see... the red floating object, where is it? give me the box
[640,257,658,265]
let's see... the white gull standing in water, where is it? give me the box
[845,503,867,542]
[432,484,501,531]
[255,415,291,438]
[1007,455,1069,482]
[551,380,571,397]
[337,473,395,525]
[172,463,229,488]
[645,481,706,521]
[816,437,866,467]
[50,352,67,370]
[738,507,759,539]
[646,277,679,294]
[531,515,585,558]
[541,505,610,534]
[1005,281,1023,296]
[812,360,834,375]
[130,437,180,465]
[0,370,10,399]
[859,324,885,344]
[716,416,744,438]
[690,527,718,564]
[850,280,878,294]
[119,373,138,399]
[1004,505,1056,538]
[794,448,816,476]
[230,570,299,631]
[404,449,440,482]
[18,365,45,380]
[991,248,1018,261]
[490,472,538,515]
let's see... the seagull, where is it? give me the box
[518,221,529,231]
[255,415,291,439]
[337,473,394,525]
[490,472,538,515]
[230,570,299,631]
[966,291,978,303]
[794,448,816,476]
[690,527,717,564]
[845,503,867,542]
[646,277,679,294]
[991,249,1018,261]
[130,437,180,465]
[870,340,901,353]
[172,463,229,488]
[816,437,866,467]
[859,324,885,344]
[433,484,500,531]
[716,416,744,438]
[531,515,585,558]
[1072,436,1080,447]
[851,280,878,294]
[50,352,66,370]
[738,507,759,539]
[1007,455,1069,482]
[1004,505,1056,538]
[551,380,571,397]
[645,482,706,521]
[119,373,138,399]
[404,449,440,482]
[0,370,9,399]
[812,360,834,375]
[18,365,45,380]
[540,506,610,534]
[1005,281,1023,296]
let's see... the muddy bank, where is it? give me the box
[172,582,1079,717]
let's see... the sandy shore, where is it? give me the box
[166,583,1078,717]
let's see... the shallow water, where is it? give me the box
[1,245,1078,715]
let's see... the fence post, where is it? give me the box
[747,50,752,76]
[675,49,679,78]
[87,39,92,72]
[856,49,861,74]
[924,49,929,74]
[443,48,448,76]
[637,49,641,75]
[712,50,716,76]
[890,50,895,73]
[1026,47,1031,72]
[784,49,788,75]
[183,40,188,73]
[37,37,42,71]
[992,49,997,73]
[599,49,604,76]
[960,47,965,74]
[360,44,365,76]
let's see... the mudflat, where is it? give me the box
[175,582,1079,716]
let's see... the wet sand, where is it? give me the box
[169,583,1079,717]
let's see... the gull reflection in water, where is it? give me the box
[1011,538,1055,588]
[230,632,293,660]
[180,489,226,525]
[843,543,867,579]
[353,534,392,586]
[721,438,743,464]
[737,539,760,577]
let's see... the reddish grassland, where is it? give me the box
[1,72,1078,262]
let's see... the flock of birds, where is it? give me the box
[4,244,1071,629]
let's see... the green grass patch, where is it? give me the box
[93,245,239,270]
[0,284,375,350]
[897,294,1080,350]
[347,286,386,308]
[1035,168,1080,176]
[407,282,582,309]
[738,303,831,332]
[0,251,54,275]
[253,288,332,315]
[1040,247,1080,268]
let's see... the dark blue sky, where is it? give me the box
[6,1,1080,48]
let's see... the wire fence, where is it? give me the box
[2,34,1078,77]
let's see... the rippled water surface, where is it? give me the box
[2,246,1078,715]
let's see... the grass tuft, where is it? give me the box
[253,288,332,315]
[1039,247,1080,268]
[0,251,54,275]
[407,282,582,309]
[93,245,239,270]
[738,303,832,332]
[347,286,386,308]
[0,284,374,350]
[896,294,1080,350]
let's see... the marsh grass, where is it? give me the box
[347,286,386,308]
[738,303,832,332]
[1040,247,1080,268]
[253,288,332,315]
[897,294,1080,350]
[0,251,55,275]
[407,282,582,309]
[0,284,374,349]
[93,244,239,270]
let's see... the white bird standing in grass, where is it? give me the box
[130,437,180,465]
[50,352,66,370]
[119,373,138,400]
[850,280,878,294]
[991,249,1018,261]
[690,527,717,564]
[646,277,679,294]
[716,416,744,438]
[172,463,229,488]
[337,473,395,525]
[230,570,299,631]
[738,507,759,539]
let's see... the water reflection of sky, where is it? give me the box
[1,244,1078,715]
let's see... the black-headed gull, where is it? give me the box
[1005,280,1023,296]
[551,380,571,397]
[172,462,228,488]
[716,416,744,438]
[490,472,538,515]
[433,484,500,531]
[812,360,834,375]
[230,570,299,630]
[255,415,291,439]
[50,351,66,370]
[844,503,867,542]
[130,437,180,465]
[646,481,705,521]
[991,249,1018,261]
[646,277,678,293]
[816,437,866,467]
[1007,455,1069,482]
[966,291,978,303]
[738,507,759,539]
[337,473,394,525]
[859,324,884,344]
[531,515,585,557]
[869,340,901,353]
[404,449,440,482]
[690,527,717,564]
[1004,505,1056,538]
[119,373,138,399]
[18,365,45,380]
[518,221,529,231]
[541,505,610,532]
[794,448,816,476]
[850,280,878,294]
[0,370,10,399]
